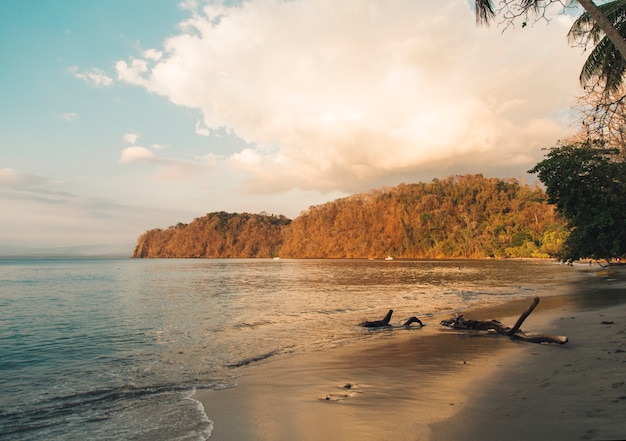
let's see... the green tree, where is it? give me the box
[540,224,570,256]
[529,140,626,261]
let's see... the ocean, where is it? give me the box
[0,257,587,440]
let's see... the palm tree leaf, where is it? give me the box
[475,0,495,25]
[570,0,626,91]
[569,0,626,46]
[580,36,626,92]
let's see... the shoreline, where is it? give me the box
[431,266,626,440]
[196,266,626,440]
[431,301,626,440]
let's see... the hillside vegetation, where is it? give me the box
[132,175,567,259]
[133,211,290,258]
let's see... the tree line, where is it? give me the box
[132,174,566,259]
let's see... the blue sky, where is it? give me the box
[1,0,586,249]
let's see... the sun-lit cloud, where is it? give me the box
[114,0,585,194]
[119,146,155,163]
[69,66,114,87]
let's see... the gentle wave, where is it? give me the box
[227,350,278,368]
[0,383,215,441]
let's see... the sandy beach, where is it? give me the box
[196,266,626,441]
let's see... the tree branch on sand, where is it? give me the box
[440,297,568,344]
[360,310,424,328]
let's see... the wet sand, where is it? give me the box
[196,266,626,441]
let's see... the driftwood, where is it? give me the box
[360,309,394,327]
[440,297,568,344]
[403,317,424,327]
[360,310,424,328]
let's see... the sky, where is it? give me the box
[0,0,588,249]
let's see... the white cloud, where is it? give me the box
[195,121,210,136]
[69,66,114,87]
[119,146,155,163]
[123,132,141,144]
[118,146,215,179]
[115,0,585,194]
[143,48,163,61]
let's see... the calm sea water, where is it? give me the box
[0,258,588,440]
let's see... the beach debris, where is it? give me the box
[440,297,568,344]
[360,310,394,327]
[321,383,362,402]
[359,310,424,328]
[403,316,425,327]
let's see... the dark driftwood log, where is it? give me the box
[512,333,568,344]
[507,296,540,336]
[403,316,424,327]
[440,297,568,345]
[360,310,424,328]
[360,309,394,327]
[439,316,511,333]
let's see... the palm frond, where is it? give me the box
[475,0,495,25]
[520,0,542,12]
[580,36,626,93]
[569,0,626,46]
[569,0,626,92]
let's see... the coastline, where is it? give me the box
[196,266,626,441]
[432,302,626,440]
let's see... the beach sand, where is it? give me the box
[196,266,626,441]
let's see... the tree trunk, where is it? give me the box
[578,0,626,61]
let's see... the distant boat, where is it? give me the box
[385,256,394,261]
[272,257,281,260]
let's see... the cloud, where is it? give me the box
[195,121,210,136]
[57,112,79,122]
[0,169,86,208]
[143,48,163,61]
[118,146,215,179]
[69,66,113,87]
[115,0,585,194]
[123,132,141,144]
[0,168,186,248]
[0,168,47,189]
[119,146,156,163]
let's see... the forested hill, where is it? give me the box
[132,212,290,258]
[132,175,568,259]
